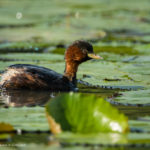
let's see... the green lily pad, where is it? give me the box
[57,132,128,145]
[52,48,66,55]
[0,42,51,53]
[46,93,129,134]
[0,134,11,141]
[128,133,150,144]
[123,56,150,63]
[0,107,49,131]
[0,53,63,62]
[113,89,150,105]
[57,132,150,145]
[116,105,150,119]
[120,62,150,75]
[136,44,150,55]
[129,119,150,133]
[93,45,139,55]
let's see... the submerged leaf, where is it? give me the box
[46,93,129,134]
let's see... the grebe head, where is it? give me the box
[64,40,103,87]
[65,40,103,63]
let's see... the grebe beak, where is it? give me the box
[88,53,103,59]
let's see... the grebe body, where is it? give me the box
[0,41,102,91]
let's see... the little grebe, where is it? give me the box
[0,40,103,91]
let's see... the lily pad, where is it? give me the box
[46,93,129,134]
[129,119,150,133]
[120,63,150,75]
[113,89,150,105]
[57,132,150,145]
[57,132,128,145]
[135,44,150,55]
[51,48,66,55]
[78,61,148,87]
[0,42,51,53]
[93,45,139,55]
[116,105,150,119]
[0,53,63,62]
[0,122,14,132]
[0,134,11,141]
[0,107,49,131]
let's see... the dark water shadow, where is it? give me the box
[0,90,58,107]
[0,81,144,108]
[0,82,121,107]
[0,88,115,107]
[0,23,35,29]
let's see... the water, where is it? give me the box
[0,0,150,148]
[0,84,150,149]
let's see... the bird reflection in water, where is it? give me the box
[0,90,58,107]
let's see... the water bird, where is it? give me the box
[0,40,103,91]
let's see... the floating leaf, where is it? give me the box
[46,93,129,134]
[57,132,128,145]
[0,107,49,131]
[114,89,150,105]
[0,42,51,53]
[128,133,150,144]
[129,119,150,133]
[0,134,11,141]
[58,132,150,145]
[0,53,63,62]
[52,48,65,55]
[0,122,14,132]
[93,45,139,55]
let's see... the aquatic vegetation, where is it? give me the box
[114,89,150,105]
[0,42,51,53]
[93,45,139,55]
[0,107,49,131]
[0,53,63,62]
[46,93,129,134]
[0,0,150,148]
[52,47,66,55]
[0,122,14,132]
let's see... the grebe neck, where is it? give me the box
[64,61,79,87]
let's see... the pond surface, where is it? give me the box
[0,0,150,149]
[0,84,150,149]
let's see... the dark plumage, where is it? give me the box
[0,40,102,91]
